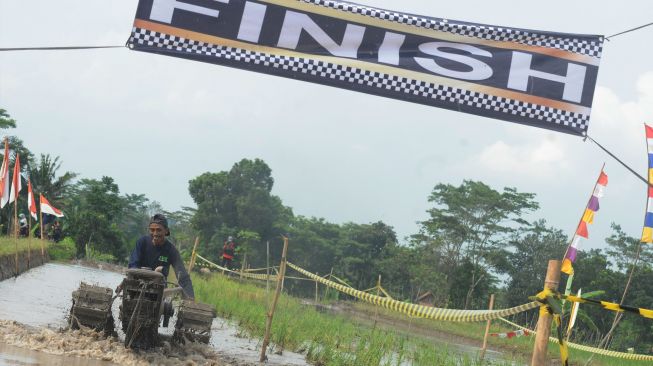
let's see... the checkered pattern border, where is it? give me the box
[303,0,603,58]
[129,27,589,134]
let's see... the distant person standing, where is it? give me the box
[18,213,28,237]
[51,220,62,242]
[221,236,237,269]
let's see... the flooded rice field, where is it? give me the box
[0,263,308,366]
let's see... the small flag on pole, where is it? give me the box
[562,169,608,275]
[641,124,653,243]
[28,178,37,220]
[567,288,582,337]
[40,194,64,217]
[0,139,9,208]
[8,153,21,204]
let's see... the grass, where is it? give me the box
[193,272,651,366]
[0,236,49,256]
[193,272,516,366]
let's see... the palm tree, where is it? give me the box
[28,154,77,206]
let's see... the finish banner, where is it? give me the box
[127,0,603,136]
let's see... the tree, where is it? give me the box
[65,177,126,259]
[0,109,17,129]
[339,221,397,290]
[498,220,567,308]
[414,180,539,308]
[188,158,292,265]
[29,153,77,205]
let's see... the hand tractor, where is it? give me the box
[69,268,215,349]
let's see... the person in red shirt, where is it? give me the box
[221,236,237,269]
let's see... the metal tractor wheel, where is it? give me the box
[69,283,115,336]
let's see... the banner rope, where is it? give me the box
[286,262,538,322]
[605,22,653,40]
[0,46,124,51]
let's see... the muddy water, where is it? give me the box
[0,263,309,366]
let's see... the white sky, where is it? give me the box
[1,0,652,249]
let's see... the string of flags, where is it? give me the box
[561,169,608,275]
[640,124,653,243]
[490,329,531,339]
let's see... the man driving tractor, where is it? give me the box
[128,213,195,299]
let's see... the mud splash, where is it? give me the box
[0,320,224,365]
[0,263,309,366]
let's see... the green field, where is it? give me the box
[193,272,652,366]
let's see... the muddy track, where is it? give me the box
[0,320,252,366]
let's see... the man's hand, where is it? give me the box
[155,266,163,273]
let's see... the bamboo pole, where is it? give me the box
[531,260,561,366]
[561,163,605,307]
[586,242,643,366]
[13,192,18,275]
[188,236,199,272]
[479,294,495,363]
[27,214,31,268]
[260,236,289,362]
[39,195,44,240]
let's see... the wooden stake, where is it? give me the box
[188,236,199,272]
[479,293,495,363]
[531,260,561,366]
[240,253,247,282]
[260,236,289,362]
[373,275,381,329]
[315,272,319,303]
[266,240,270,307]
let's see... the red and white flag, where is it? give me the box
[28,178,37,220]
[8,153,21,204]
[40,194,64,217]
[0,139,9,208]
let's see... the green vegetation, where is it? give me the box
[195,272,651,365]
[0,237,48,256]
[194,273,515,366]
[47,237,76,260]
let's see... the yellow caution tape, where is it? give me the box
[560,294,653,320]
[287,262,538,322]
[499,318,653,361]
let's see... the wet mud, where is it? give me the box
[0,263,309,366]
[0,320,224,365]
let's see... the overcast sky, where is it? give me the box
[1,0,652,250]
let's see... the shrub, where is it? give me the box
[48,237,76,261]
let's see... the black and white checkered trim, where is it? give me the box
[129,27,589,133]
[303,0,602,58]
